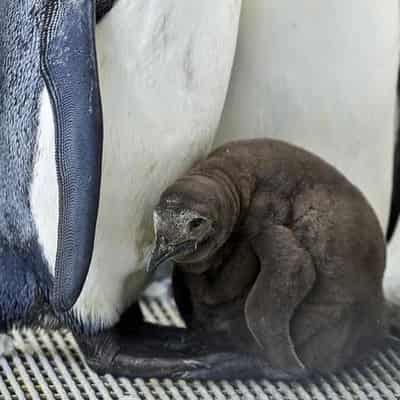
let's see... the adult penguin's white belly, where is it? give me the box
[215,1,399,230]
[32,0,241,330]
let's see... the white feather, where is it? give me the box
[0,334,14,357]
[30,87,58,276]
[69,0,241,327]
[216,0,399,230]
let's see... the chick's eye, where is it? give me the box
[189,218,206,231]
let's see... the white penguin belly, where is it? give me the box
[215,0,399,230]
[67,0,241,328]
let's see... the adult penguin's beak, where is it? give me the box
[40,0,103,312]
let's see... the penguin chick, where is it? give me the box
[147,138,397,379]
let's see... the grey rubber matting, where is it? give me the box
[1,297,400,399]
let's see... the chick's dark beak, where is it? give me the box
[147,238,169,273]
[147,238,194,273]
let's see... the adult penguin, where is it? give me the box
[212,1,400,306]
[215,1,398,232]
[0,0,241,376]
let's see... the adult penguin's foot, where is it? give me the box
[75,305,298,380]
[78,329,295,380]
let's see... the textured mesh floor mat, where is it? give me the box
[0,297,400,399]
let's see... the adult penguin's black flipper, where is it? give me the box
[387,122,400,240]
[40,0,103,312]
[96,0,116,22]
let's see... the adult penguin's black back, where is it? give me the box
[0,1,52,330]
[0,0,104,331]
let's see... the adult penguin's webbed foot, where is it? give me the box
[79,327,292,380]
[76,304,290,380]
